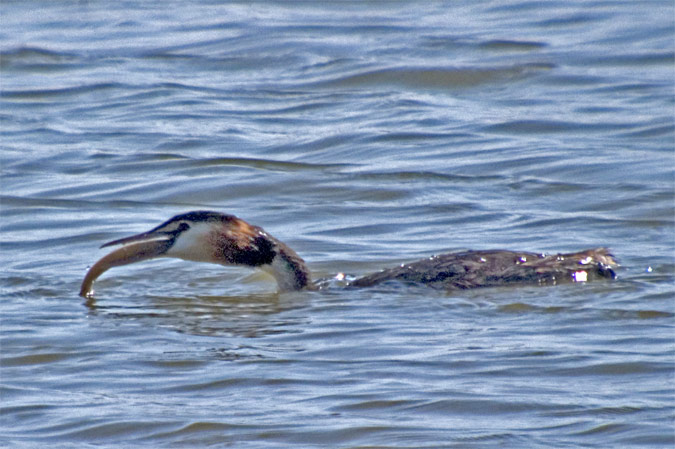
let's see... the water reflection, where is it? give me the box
[84,291,311,338]
[2,0,673,446]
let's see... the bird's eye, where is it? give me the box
[177,222,190,232]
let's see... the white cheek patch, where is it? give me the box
[165,223,217,263]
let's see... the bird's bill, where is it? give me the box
[79,239,171,298]
[100,229,172,248]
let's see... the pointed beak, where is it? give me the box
[80,230,174,298]
[100,229,172,249]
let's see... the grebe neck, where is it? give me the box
[261,241,311,291]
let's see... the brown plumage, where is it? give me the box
[80,211,617,297]
[349,248,617,289]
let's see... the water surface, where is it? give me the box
[1,1,674,448]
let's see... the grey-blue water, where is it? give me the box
[1,1,674,448]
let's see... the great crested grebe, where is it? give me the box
[79,211,617,297]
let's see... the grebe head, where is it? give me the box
[101,211,274,265]
[80,211,310,297]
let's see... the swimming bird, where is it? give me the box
[79,211,617,297]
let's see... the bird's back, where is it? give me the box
[350,248,617,290]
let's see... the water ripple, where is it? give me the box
[1,1,673,448]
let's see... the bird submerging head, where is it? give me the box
[79,211,617,298]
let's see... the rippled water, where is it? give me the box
[2,1,674,447]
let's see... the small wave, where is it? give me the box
[1,82,125,100]
[312,64,554,90]
[479,39,548,51]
